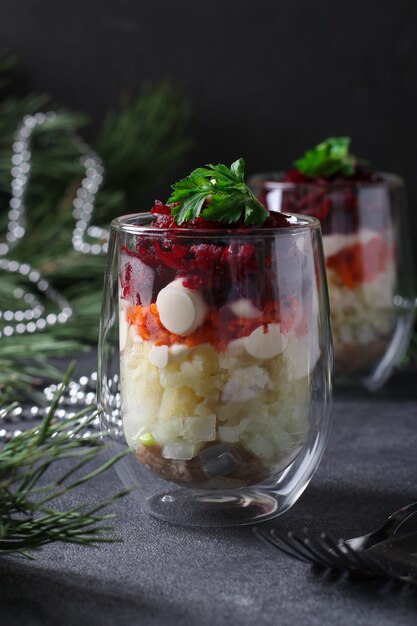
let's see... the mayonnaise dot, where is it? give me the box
[148,344,169,368]
[156,278,207,336]
[245,323,287,359]
[230,298,262,319]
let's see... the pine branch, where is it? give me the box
[95,82,193,212]
[0,51,193,400]
[0,336,88,404]
[0,366,131,554]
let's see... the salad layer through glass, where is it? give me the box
[253,139,398,376]
[118,191,320,488]
[282,183,395,374]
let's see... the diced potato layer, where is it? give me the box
[121,332,311,466]
[327,263,396,352]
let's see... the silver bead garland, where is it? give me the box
[0,258,73,338]
[72,150,108,255]
[0,112,112,441]
[0,111,108,258]
[0,111,109,339]
[0,371,111,444]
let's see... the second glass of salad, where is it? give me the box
[250,138,415,389]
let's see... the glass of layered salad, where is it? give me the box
[98,159,333,527]
[250,138,415,389]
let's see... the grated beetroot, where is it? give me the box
[120,257,132,299]
[277,166,384,235]
[121,201,297,309]
[150,199,291,231]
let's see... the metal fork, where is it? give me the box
[344,500,417,551]
[254,500,417,583]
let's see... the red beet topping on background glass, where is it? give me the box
[250,138,416,388]
[257,137,385,235]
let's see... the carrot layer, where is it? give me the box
[326,236,393,289]
[126,297,305,352]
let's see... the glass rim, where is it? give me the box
[111,212,322,237]
[249,170,404,191]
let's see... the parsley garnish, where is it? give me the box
[294,137,364,178]
[168,158,269,225]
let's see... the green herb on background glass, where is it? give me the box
[294,137,365,178]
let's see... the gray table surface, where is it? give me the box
[1,365,417,626]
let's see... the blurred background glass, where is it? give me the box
[250,172,415,388]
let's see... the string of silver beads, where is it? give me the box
[0,113,112,440]
[72,151,108,255]
[0,112,108,257]
[0,112,54,257]
[0,371,122,443]
[0,257,73,338]
[0,112,109,339]
[0,372,104,443]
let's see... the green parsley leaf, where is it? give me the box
[294,137,365,178]
[168,158,269,225]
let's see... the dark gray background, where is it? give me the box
[0,0,416,218]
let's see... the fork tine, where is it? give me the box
[256,528,371,571]
[254,528,318,565]
[286,532,341,569]
[275,530,330,566]
[322,535,364,572]
[274,531,315,562]
[323,535,377,575]
[268,529,349,570]
[303,533,355,571]
[254,528,313,563]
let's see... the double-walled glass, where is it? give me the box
[98,213,333,527]
[250,173,416,389]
